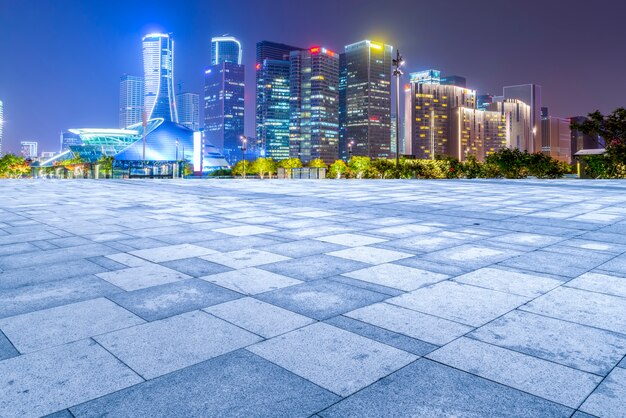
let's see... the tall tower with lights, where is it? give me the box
[142,33,178,122]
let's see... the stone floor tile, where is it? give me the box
[257,279,388,320]
[0,298,144,353]
[319,358,573,417]
[95,311,261,379]
[69,349,339,418]
[213,225,277,236]
[160,257,232,277]
[104,252,151,267]
[205,297,314,338]
[129,243,217,263]
[521,287,626,334]
[201,248,290,269]
[342,263,449,291]
[345,302,473,345]
[566,272,626,298]
[0,339,142,418]
[452,267,563,297]
[500,249,613,278]
[200,267,301,295]
[96,264,191,291]
[367,224,440,238]
[427,337,602,408]
[0,330,19,360]
[0,259,107,290]
[378,234,466,253]
[419,244,519,269]
[107,278,241,321]
[265,239,345,258]
[314,233,387,247]
[260,254,370,281]
[580,367,626,417]
[327,246,413,264]
[248,322,417,396]
[389,281,529,327]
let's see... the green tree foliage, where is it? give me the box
[232,160,253,177]
[347,156,371,179]
[97,156,114,178]
[371,158,397,179]
[308,158,327,169]
[278,158,303,169]
[328,160,348,179]
[572,108,626,178]
[0,154,30,178]
[251,157,277,179]
[208,168,233,177]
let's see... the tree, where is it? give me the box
[371,159,396,179]
[347,156,371,179]
[328,160,348,179]
[572,108,626,178]
[97,156,114,178]
[279,158,303,169]
[308,158,327,169]
[251,157,277,179]
[232,160,253,177]
[0,154,30,178]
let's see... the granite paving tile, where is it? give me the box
[0,329,19,361]
[96,264,192,291]
[580,367,626,418]
[342,263,449,291]
[200,267,301,295]
[0,259,107,290]
[160,257,232,276]
[327,246,414,264]
[259,254,370,281]
[129,243,218,263]
[565,272,626,298]
[248,322,417,396]
[314,233,387,247]
[201,248,290,269]
[452,267,564,297]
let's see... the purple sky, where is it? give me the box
[0,0,624,153]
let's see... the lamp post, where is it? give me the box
[240,135,248,178]
[392,49,404,167]
[348,140,354,161]
[175,139,179,178]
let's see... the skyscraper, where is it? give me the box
[20,141,38,159]
[342,40,393,159]
[119,75,144,128]
[0,100,3,155]
[256,41,302,160]
[488,98,533,151]
[143,33,178,122]
[177,92,200,131]
[211,36,242,65]
[441,75,467,87]
[541,108,572,163]
[338,53,347,160]
[503,84,541,153]
[205,36,245,164]
[289,47,340,164]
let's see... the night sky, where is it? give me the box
[1,0,624,153]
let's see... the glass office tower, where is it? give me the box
[211,36,242,65]
[119,75,144,128]
[177,92,200,131]
[342,40,393,159]
[143,33,178,122]
[503,84,542,153]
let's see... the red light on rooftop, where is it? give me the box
[310,47,320,53]
[326,49,335,57]
[255,63,261,70]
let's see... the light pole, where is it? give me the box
[348,140,354,161]
[240,135,248,179]
[392,49,404,167]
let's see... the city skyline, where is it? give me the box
[0,0,624,153]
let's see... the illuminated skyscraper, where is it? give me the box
[177,92,200,131]
[338,53,347,160]
[143,33,178,122]
[289,47,340,164]
[119,75,144,128]
[488,98,532,151]
[0,100,3,155]
[205,36,245,164]
[503,84,541,153]
[541,108,572,163]
[211,36,242,65]
[256,41,302,160]
[341,40,393,159]
[20,141,38,158]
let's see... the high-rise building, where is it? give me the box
[177,92,200,131]
[256,41,302,160]
[503,84,541,153]
[477,94,494,111]
[0,100,3,155]
[338,53,348,161]
[211,36,242,65]
[450,107,505,161]
[540,108,571,163]
[488,98,532,151]
[143,33,178,122]
[20,141,38,159]
[289,47,340,164]
[119,75,144,128]
[570,116,603,161]
[205,37,245,164]
[60,131,82,152]
[403,72,476,159]
[342,40,393,159]
[441,75,466,87]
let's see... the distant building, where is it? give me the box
[60,131,82,152]
[256,41,302,160]
[119,75,144,128]
[338,53,348,160]
[570,116,603,161]
[211,36,242,65]
[341,40,393,159]
[177,92,200,131]
[488,99,532,151]
[40,151,56,159]
[289,47,340,164]
[143,33,177,122]
[540,108,571,163]
[503,84,542,153]
[441,75,466,87]
[20,141,38,159]
[477,94,494,111]
[450,107,505,161]
[0,100,3,155]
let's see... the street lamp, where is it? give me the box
[240,135,248,178]
[392,49,404,167]
[348,140,354,161]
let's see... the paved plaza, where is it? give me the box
[1,179,626,417]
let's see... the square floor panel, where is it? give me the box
[200,267,301,295]
[342,263,448,291]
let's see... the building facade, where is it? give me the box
[289,47,340,164]
[211,36,242,65]
[256,41,302,160]
[441,75,466,87]
[143,33,178,122]
[20,141,38,159]
[342,40,393,159]
[177,92,200,131]
[541,108,572,163]
[0,100,3,155]
[488,99,532,151]
[119,75,144,128]
[503,84,541,153]
[450,107,505,161]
